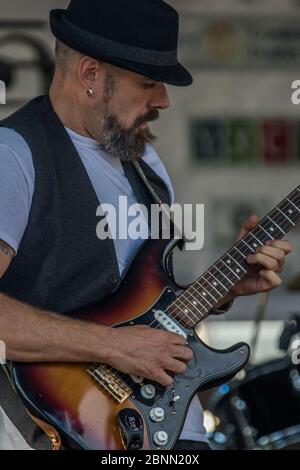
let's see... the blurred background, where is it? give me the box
[0,0,300,449]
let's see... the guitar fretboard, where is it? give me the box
[167,185,300,328]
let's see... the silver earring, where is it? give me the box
[87,87,94,97]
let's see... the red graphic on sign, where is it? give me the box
[262,119,293,164]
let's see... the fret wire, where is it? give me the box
[175,285,209,315]
[216,259,240,283]
[189,282,218,304]
[240,239,255,252]
[232,245,248,259]
[278,190,299,223]
[181,288,210,315]
[166,188,300,328]
[184,287,211,309]
[195,290,214,308]
[265,211,288,234]
[244,213,286,249]
[237,241,253,257]
[206,270,229,292]
[226,253,247,273]
[213,265,235,287]
[176,299,202,323]
[276,199,300,224]
[173,296,204,322]
[270,200,297,229]
[259,217,283,239]
[265,210,288,234]
[291,192,300,207]
[200,273,226,298]
[282,194,300,217]
[266,215,285,235]
[276,207,295,226]
[167,301,191,320]
[182,289,213,312]
[286,197,300,214]
[279,194,299,209]
[247,232,263,246]
[196,279,221,302]
[227,249,248,276]
[257,223,274,239]
[166,298,196,321]
[288,192,300,204]
[184,288,209,309]
[251,227,269,244]
[167,303,200,325]
[219,257,241,280]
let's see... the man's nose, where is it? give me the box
[149,83,170,110]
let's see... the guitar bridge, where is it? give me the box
[87,364,133,403]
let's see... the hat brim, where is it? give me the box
[50,9,193,87]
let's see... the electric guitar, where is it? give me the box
[11,186,300,449]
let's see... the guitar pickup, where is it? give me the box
[154,310,187,339]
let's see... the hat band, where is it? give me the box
[60,15,178,66]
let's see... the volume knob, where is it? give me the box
[153,431,168,446]
[150,407,164,422]
[141,384,156,400]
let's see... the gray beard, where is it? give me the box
[94,108,157,162]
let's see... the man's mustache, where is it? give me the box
[134,110,160,128]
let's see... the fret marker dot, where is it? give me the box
[253,243,258,248]
[226,259,231,264]
[202,291,207,296]
[288,209,293,214]
[269,227,274,232]
[184,309,188,314]
[236,269,240,273]
[193,301,197,305]
[213,282,218,286]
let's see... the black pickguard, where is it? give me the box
[114,287,250,450]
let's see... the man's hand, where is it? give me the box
[108,325,193,387]
[227,215,293,300]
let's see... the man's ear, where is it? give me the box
[78,57,105,92]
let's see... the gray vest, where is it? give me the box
[0,95,170,314]
[0,95,171,449]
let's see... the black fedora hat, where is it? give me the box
[50,0,192,87]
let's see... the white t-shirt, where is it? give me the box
[0,126,208,446]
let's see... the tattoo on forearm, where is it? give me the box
[0,241,14,259]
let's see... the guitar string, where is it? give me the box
[94,190,300,385]
[100,192,300,384]
[96,191,300,383]
[166,192,300,325]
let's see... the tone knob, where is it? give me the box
[141,384,156,400]
[150,407,165,422]
[153,431,168,446]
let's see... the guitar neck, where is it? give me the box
[167,185,300,328]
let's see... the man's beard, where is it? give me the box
[94,107,158,162]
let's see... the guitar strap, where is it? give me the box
[121,160,158,228]
[0,365,56,449]
[122,159,184,240]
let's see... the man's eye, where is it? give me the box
[143,83,155,89]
